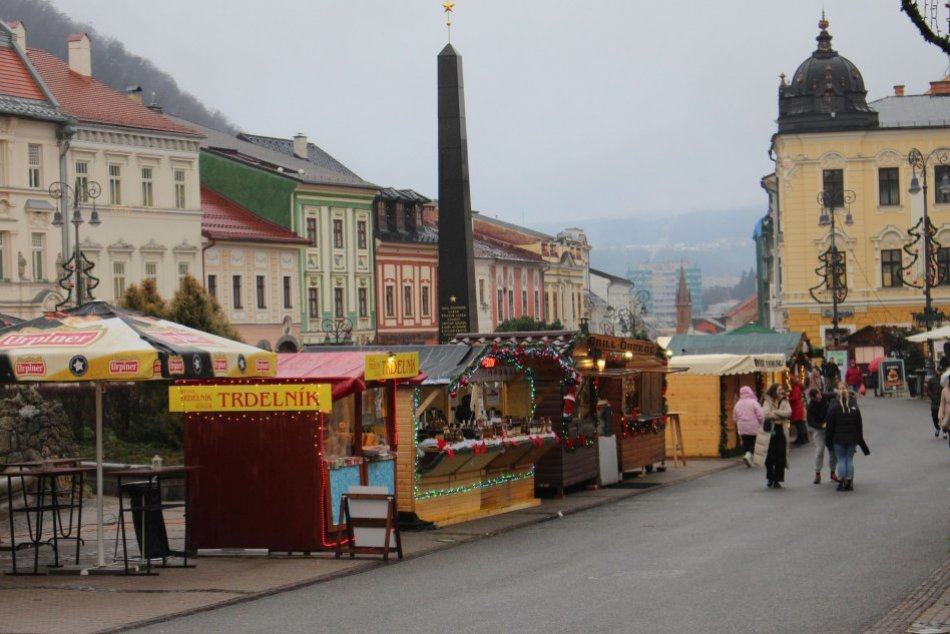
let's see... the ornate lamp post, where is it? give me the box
[809,189,855,347]
[321,317,353,345]
[904,147,950,374]
[49,180,102,309]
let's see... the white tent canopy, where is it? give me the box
[906,326,950,342]
[669,353,787,376]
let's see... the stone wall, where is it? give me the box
[0,386,75,465]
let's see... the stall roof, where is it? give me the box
[669,353,787,376]
[298,344,484,385]
[665,333,804,359]
[277,350,426,400]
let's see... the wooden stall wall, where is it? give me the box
[665,374,721,457]
[395,388,417,515]
[533,375,599,496]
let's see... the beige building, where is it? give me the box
[26,30,204,309]
[766,18,950,349]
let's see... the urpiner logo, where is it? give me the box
[255,358,271,373]
[213,356,228,374]
[0,330,101,349]
[109,360,140,375]
[168,356,185,374]
[15,358,46,377]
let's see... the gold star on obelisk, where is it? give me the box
[450,295,457,303]
[443,1,455,42]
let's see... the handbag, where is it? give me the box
[762,418,774,433]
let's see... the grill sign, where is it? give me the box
[0,331,101,348]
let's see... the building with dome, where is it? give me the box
[759,15,950,357]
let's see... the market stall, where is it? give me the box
[178,350,424,552]
[666,353,786,457]
[573,334,669,477]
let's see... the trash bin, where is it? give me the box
[121,481,170,559]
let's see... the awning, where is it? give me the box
[298,344,483,386]
[277,350,427,400]
[906,326,950,342]
[669,353,787,376]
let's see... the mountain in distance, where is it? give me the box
[0,0,235,133]
[535,206,763,284]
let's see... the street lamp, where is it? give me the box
[321,317,353,345]
[809,188,855,347]
[49,180,102,309]
[905,147,950,374]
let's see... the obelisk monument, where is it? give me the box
[437,2,477,342]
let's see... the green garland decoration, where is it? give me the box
[902,0,950,55]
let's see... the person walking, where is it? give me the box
[806,387,837,484]
[825,382,866,491]
[789,375,809,446]
[823,357,841,386]
[762,383,792,488]
[926,372,944,439]
[733,385,764,468]
[937,375,950,443]
[844,360,864,394]
[806,367,824,393]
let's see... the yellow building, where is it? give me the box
[765,17,950,351]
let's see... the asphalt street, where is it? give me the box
[132,395,950,634]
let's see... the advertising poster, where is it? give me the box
[878,358,906,395]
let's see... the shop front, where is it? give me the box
[574,334,669,477]
[178,350,423,552]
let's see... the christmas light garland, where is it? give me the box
[414,468,535,501]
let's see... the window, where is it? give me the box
[207,274,217,298]
[109,164,122,205]
[113,261,126,300]
[283,276,292,309]
[879,167,899,206]
[936,165,950,204]
[308,287,319,318]
[358,287,367,318]
[478,278,485,305]
[232,275,243,309]
[497,290,504,321]
[27,143,40,189]
[522,289,528,315]
[881,249,903,288]
[386,202,397,232]
[357,220,367,250]
[0,233,5,279]
[306,218,317,247]
[141,167,154,207]
[534,290,540,317]
[822,169,844,206]
[938,248,950,286]
[421,285,430,317]
[334,287,344,318]
[174,169,186,209]
[404,285,413,317]
[333,219,343,249]
[404,205,416,232]
[508,289,514,317]
[30,233,43,280]
[178,262,189,285]
[75,161,89,202]
[256,275,266,309]
[144,261,158,282]
[385,285,395,317]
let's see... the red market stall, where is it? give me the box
[179,351,423,552]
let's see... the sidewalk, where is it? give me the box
[0,458,946,634]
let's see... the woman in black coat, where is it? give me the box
[825,381,867,491]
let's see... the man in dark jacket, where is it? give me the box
[825,383,867,491]
[823,357,841,385]
[807,388,837,484]
[926,373,943,438]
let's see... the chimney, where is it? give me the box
[67,33,91,77]
[125,86,143,104]
[6,20,25,50]
[293,133,308,159]
[894,85,905,97]
[927,77,950,95]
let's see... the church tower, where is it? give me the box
[675,266,692,334]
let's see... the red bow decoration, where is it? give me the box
[437,438,446,451]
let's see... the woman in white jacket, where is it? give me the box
[762,383,792,488]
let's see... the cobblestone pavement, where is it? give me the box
[865,552,950,634]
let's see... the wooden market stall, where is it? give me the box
[573,334,669,476]
[179,350,424,552]
[453,332,595,498]
[665,354,786,457]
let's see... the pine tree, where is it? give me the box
[119,278,167,317]
[166,274,243,341]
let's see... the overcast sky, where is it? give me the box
[43,1,949,228]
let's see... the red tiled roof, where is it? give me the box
[723,294,758,319]
[0,47,46,100]
[201,186,309,244]
[26,47,201,137]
